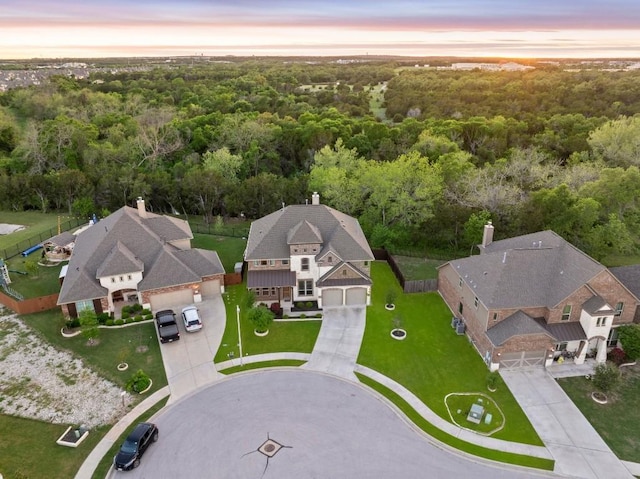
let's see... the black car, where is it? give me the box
[155,309,180,343]
[114,422,159,471]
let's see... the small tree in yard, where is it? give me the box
[248,305,274,334]
[24,259,39,277]
[592,362,621,394]
[126,369,151,393]
[79,309,99,345]
[385,289,397,307]
[618,324,640,361]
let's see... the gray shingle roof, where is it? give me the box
[58,206,223,304]
[44,231,75,247]
[581,295,614,315]
[95,241,144,278]
[287,220,322,244]
[486,311,554,346]
[610,265,640,299]
[245,204,373,262]
[448,230,604,309]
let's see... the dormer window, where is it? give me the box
[328,256,333,263]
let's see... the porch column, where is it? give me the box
[574,340,587,365]
[595,338,607,363]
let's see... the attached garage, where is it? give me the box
[499,350,546,369]
[322,288,343,307]
[345,287,367,305]
[200,279,221,298]
[149,288,194,311]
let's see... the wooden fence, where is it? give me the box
[372,248,439,294]
[0,291,59,315]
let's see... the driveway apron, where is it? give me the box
[303,306,366,380]
[500,368,633,479]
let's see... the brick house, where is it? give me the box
[438,224,639,370]
[57,198,225,318]
[244,193,374,312]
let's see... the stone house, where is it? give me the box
[57,198,225,318]
[438,224,639,369]
[244,193,374,313]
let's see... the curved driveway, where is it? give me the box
[117,369,551,479]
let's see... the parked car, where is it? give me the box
[181,306,203,332]
[114,422,159,471]
[155,309,180,343]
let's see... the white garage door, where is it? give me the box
[201,279,220,298]
[322,289,343,307]
[149,288,193,312]
[346,287,367,305]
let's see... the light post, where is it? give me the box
[236,305,243,366]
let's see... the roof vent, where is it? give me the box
[312,192,320,205]
[502,252,507,263]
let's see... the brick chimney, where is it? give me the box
[311,192,320,205]
[482,221,494,248]
[136,197,147,218]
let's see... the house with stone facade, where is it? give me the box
[244,193,374,312]
[58,198,225,318]
[437,224,639,370]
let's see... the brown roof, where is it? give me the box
[247,270,296,288]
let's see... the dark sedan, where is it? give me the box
[114,422,159,471]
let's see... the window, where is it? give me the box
[342,269,347,276]
[458,302,463,314]
[561,305,572,321]
[298,280,313,296]
[301,258,309,271]
[261,288,269,296]
[555,342,568,351]
[111,277,116,283]
[119,276,124,282]
[282,259,289,265]
[607,328,619,348]
[615,302,624,317]
[492,312,498,322]
[596,317,607,327]
[75,300,94,312]
[260,260,268,266]
[364,261,369,266]
[268,259,275,266]
[253,260,259,266]
[327,256,333,264]
[127,274,132,280]
[474,296,478,308]
[459,277,463,287]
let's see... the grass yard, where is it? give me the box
[0,413,110,479]
[358,261,542,446]
[191,233,246,273]
[214,284,321,363]
[21,310,167,393]
[558,364,640,463]
[392,255,445,280]
[220,359,307,374]
[3,255,64,297]
[0,210,77,251]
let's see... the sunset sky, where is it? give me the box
[2,0,640,59]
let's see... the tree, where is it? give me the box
[618,324,640,361]
[247,305,275,333]
[592,362,621,394]
[588,116,640,168]
[463,210,492,252]
[202,147,244,182]
[24,259,39,277]
[79,309,100,345]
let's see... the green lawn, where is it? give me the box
[220,359,306,374]
[0,211,80,252]
[21,310,167,393]
[191,233,246,274]
[214,284,321,363]
[392,255,445,280]
[3,256,64,297]
[359,261,543,446]
[558,364,640,462]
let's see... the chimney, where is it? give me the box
[481,221,494,248]
[136,197,147,218]
[311,192,320,205]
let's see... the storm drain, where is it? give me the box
[258,438,283,458]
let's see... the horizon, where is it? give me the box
[2,1,640,60]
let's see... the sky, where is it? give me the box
[1,0,640,59]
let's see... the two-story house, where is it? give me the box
[244,193,374,312]
[438,224,639,370]
[57,198,225,317]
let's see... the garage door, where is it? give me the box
[322,289,343,307]
[345,287,367,305]
[499,350,546,369]
[149,288,193,312]
[200,279,220,298]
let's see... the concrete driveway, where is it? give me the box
[116,370,551,479]
[303,306,366,380]
[155,295,226,404]
[500,368,633,479]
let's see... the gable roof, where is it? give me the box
[610,264,640,300]
[245,204,373,262]
[447,230,605,309]
[58,206,223,304]
[486,310,554,346]
[317,261,372,287]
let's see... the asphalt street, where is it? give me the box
[116,369,553,479]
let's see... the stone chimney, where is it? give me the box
[136,197,147,218]
[311,192,320,205]
[481,221,494,248]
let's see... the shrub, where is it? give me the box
[121,310,131,319]
[283,314,289,319]
[315,313,322,318]
[126,369,151,393]
[592,362,621,393]
[105,319,114,326]
[305,301,313,309]
[121,305,132,315]
[114,319,124,326]
[486,371,500,390]
[608,347,627,365]
[131,303,143,313]
[65,318,80,329]
[134,315,143,322]
[144,314,153,320]
[142,308,151,315]
[618,324,640,360]
[300,314,306,319]
[79,310,99,344]
[97,312,110,325]
[386,289,397,306]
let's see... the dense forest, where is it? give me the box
[1,57,640,262]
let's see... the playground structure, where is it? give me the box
[1,258,10,285]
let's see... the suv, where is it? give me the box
[181,306,203,332]
[155,309,180,343]
[114,422,158,471]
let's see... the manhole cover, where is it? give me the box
[258,439,283,458]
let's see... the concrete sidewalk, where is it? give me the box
[500,368,634,479]
[302,306,366,380]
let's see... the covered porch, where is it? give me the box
[247,269,296,312]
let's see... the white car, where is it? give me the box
[181,306,203,332]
